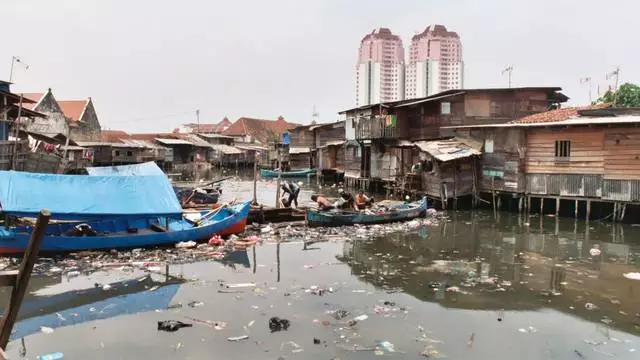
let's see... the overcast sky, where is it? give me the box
[3,0,638,132]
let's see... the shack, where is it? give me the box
[314,121,345,182]
[341,86,568,197]
[447,107,640,220]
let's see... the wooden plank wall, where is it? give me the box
[603,127,640,180]
[343,144,361,177]
[525,128,604,174]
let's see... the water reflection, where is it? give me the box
[338,211,640,335]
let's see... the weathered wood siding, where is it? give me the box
[526,128,604,174]
[603,127,640,180]
[344,143,361,177]
[420,159,475,199]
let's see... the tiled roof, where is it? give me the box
[20,93,44,110]
[100,130,130,142]
[510,103,612,124]
[58,99,88,122]
[129,133,180,142]
[221,116,298,144]
[183,117,233,133]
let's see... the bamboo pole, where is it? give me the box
[0,209,51,349]
[252,152,258,206]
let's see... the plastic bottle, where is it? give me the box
[37,352,64,360]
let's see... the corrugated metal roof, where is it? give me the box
[442,115,640,129]
[124,139,164,149]
[210,144,244,155]
[76,141,114,147]
[413,137,481,162]
[289,147,311,154]
[155,138,193,145]
[395,91,466,108]
[318,140,345,148]
[196,133,234,139]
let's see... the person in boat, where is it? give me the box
[335,189,357,210]
[310,194,334,211]
[280,180,300,208]
[355,190,374,210]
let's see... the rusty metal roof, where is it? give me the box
[413,137,481,162]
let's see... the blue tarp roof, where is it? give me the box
[85,162,165,176]
[0,171,182,220]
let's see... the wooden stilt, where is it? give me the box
[586,200,591,221]
[527,195,531,214]
[540,197,544,215]
[555,197,560,216]
[574,200,579,219]
[497,195,502,211]
[0,209,51,349]
[518,196,523,214]
[613,202,618,223]
[620,203,627,222]
[491,177,497,216]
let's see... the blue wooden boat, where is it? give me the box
[0,202,250,254]
[260,168,316,178]
[173,186,220,205]
[306,198,427,227]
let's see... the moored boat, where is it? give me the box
[306,198,427,227]
[0,202,250,254]
[260,168,316,178]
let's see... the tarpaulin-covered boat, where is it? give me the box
[306,198,427,227]
[0,201,250,254]
[260,168,316,178]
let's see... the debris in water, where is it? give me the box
[623,272,640,280]
[175,241,197,249]
[40,326,55,334]
[585,303,598,311]
[227,335,249,342]
[36,352,64,360]
[157,320,193,332]
[269,317,291,332]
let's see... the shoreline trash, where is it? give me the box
[623,272,640,280]
[37,352,64,360]
[40,326,55,334]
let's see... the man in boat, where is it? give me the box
[335,189,357,211]
[310,194,334,211]
[355,190,374,210]
[280,180,300,208]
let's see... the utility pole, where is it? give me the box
[311,105,319,125]
[580,77,592,104]
[9,57,29,82]
[196,109,200,133]
[502,66,513,88]
[606,67,620,107]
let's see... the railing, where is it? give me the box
[355,116,397,140]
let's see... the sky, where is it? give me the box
[3,0,639,132]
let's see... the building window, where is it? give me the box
[441,102,451,115]
[68,151,75,161]
[115,150,120,156]
[485,139,494,153]
[127,151,133,157]
[555,140,571,160]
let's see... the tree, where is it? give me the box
[597,83,640,107]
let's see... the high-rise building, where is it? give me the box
[356,28,405,106]
[406,25,463,99]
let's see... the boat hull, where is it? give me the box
[0,202,250,254]
[306,198,427,228]
[260,168,316,178]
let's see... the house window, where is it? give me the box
[127,151,133,157]
[115,150,120,156]
[485,139,494,153]
[68,151,75,161]
[441,102,451,115]
[555,140,571,159]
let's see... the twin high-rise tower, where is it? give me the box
[356,25,463,106]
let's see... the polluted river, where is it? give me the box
[0,178,639,359]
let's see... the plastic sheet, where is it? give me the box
[0,170,182,220]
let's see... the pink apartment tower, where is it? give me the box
[356,28,406,106]
[406,25,464,99]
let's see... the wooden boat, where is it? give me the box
[173,186,220,205]
[260,168,316,178]
[306,198,427,227]
[0,202,250,254]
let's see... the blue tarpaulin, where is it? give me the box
[0,171,182,220]
[85,162,165,176]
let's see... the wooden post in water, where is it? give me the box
[540,197,544,215]
[527,195,531,214]
[555,197,560,216]
[518,196,523,214]
[0,209,50,350]
[613,202,618,223]
[620,203,627,222]
[491,177,496,216]
[586,200,591,221]
[275,150,282,208]
[252,152,258,206]
[574,200,579,219]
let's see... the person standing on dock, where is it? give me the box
[280,181,300,208]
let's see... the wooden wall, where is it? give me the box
[603,127,640,180]
[344,144,361,177]
[525,128,604,174]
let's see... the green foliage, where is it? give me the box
[597,83,640,107]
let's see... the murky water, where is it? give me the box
[1,180,639,359]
